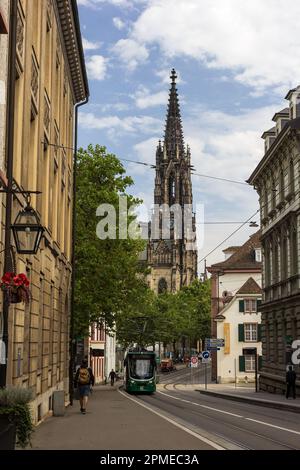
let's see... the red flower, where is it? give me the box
[13,276,23,286]
[1,272,14,285]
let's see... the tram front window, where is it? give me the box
[129,357,154,380]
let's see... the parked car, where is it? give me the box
[160,358,176,372]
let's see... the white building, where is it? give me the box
[215,277,262,383]
[208,231,262,383]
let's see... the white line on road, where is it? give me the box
[157,391,243,418]
[245,418,300,435]
[118,388,225,450]
[157,390,300,435]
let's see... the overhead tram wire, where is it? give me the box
[117,157,251,186]
[199,174,300,264]
[42,142,252,186]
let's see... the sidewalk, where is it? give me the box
[30,384,214,450]
[195,383,300,413]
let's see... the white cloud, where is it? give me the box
[133,86,168,109]
[86,55,108,80]
[111,38,149,71]
[113,17,126,30]
[119,0,300,94]
[82,37,101,50]
[79,112,161,135]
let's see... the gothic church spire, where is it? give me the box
[164,69,185,159]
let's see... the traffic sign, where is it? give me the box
[191,356,198,368]
[207,347,220,351]
[202,351,210,359]
[205,338,225,347]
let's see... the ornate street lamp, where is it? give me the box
[11,203,44,254]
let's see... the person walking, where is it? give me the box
[109,369,117,386]
[286,365,296,399]
[74,360,95,414]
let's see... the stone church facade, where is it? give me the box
[145,70,197,293]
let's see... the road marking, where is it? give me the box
[157,390,300,436]
[118,388,225,450]
[245,418,300,435]
[157,391,243,418]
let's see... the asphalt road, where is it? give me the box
[158,363,211,385]
[133,367,300,450]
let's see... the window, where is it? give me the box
[255,249,262,262]
[244,323,258,342]
[244,299,257,313]
[158,278,168,294]
[245,355,256,372]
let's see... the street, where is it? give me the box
[29,365,300,450]
[138,387,300,450]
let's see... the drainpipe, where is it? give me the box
[0,0,17,388]
[69,96,89,405]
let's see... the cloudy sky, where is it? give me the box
[77,0,299,272]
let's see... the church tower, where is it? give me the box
[147,69,197,293]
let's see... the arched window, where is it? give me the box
[158,278,168,294]
[169,176,175,204]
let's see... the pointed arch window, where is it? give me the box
[158,278,168,294]
[169,176,175,204]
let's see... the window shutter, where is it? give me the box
[239,356,245,372]
[258,355,263,371]
[238,324,245,342]
[257,300,262,312]
[239,300,245,313]
[258,324,262,342]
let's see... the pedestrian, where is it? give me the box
[109,369,117,386]
[286,365,296,399]
[74,360,95,414]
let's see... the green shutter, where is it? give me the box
[239,356,245,372]
[258,355,263,371]
[257,300,262,312]
[258,324,262,342]
[239,300,245,312]
[238,324,245,342]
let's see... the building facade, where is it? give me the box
[248,87,300,396]
[145,70,197,293]
[0,0,9,173]
[208,231,262,382]
[89,323,116,384]
[0,0,88,423]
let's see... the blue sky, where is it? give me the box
[77,0,300,271]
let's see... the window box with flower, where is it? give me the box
[0,272,30,305]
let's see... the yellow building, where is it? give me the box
[0,0,88,423]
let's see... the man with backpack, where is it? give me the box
[74,360,95,414]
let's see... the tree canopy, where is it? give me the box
[74,144,146,337]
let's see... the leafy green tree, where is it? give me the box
[74,144,146,337]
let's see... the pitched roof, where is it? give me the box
[237,277,262,295]
[222,246,240,253]
[272,107,289,121]
[209,230,262,271]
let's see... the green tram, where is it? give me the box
[124,350,157,393]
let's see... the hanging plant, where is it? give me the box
[0,272,31,305]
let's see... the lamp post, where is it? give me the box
[11,201,44,254]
